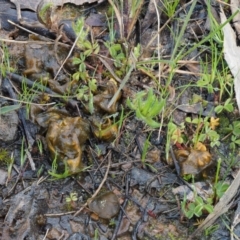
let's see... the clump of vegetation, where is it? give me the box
[0,148,14,180]
[127,88,166,128]
[65,192,78,210]
[181,159,229,219]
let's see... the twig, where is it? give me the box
[8,20,39,36]
[107,64,134,108]
[98,56,122,83]
[25,149,36,171]
[45,211,76,217]
[74,151,112,217]
[42,228,49,240]
[53,22,84,81]
[0,38,70,48]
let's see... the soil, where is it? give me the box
[0,0,239,239]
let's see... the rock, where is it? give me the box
[0,111,18,142]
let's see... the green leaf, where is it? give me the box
[195,196,204,205]
[89,79,97,92]
[144,118,161,128]
[185,117,192,123]
[204,204,214,214]
[194,205,203,217]
[73,72,80,81]
[192,118,202,124]
[84,41,92,49]
[224,104,233,112]
[0,104,21,115]
[234,139,240,145]
[148,98,165,117]
[215,105,223,114]
[72,57,82,65]
[185,210,194,219]
[126,98,136,110]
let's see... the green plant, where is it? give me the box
[109,218,116,227]
[127,88,166,128]
[94,228,99,240]
[36,139,43,155]
[185,116,220,148]
[104,42,126,69]
[19,78,46,118]
[215,98,234,114]
[205,0,223,45]
[48,152,91,179]
[73,18,100,56]
[0,104,21,115]
[72,18,99,79]
[204,224,219,237]
[38,2,53,25]
[0,43,15,77]
[72,53,88,81]
[76,78,97,114]
[221,120,240,149]
[141,137,151,164]
[181,159,229,219]
[66,192,78,210]
[0,148,14,180]
[160,0,180,18]
[214,159,229,200]
[165,120,185,160]
[20,138,26,167]
[37,165,44,178]
[48,153,72,179]
[181,194,214,219]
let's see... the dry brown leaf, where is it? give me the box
[220,8,240,112]
[231,0,240,40]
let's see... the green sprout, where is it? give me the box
[66,192,78,203]
[0,149,14,180]
[127,88,165,128]
[181,194,214,219]
[65,192,78,210]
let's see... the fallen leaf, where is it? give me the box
[231,0,240,41]
[220,8,240,112]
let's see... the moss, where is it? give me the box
[0,148,12,166]
[218,114,230,135]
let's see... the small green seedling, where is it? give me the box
[127,88,165,128]
[66,192,78,210]
[66,192,78,202]
[36,139,43,155]
[161,0,180,18]
[215,98,234,114]
[48,153,72,179]
[214,158,229,201]
[0,149,14,181]
[181,195,214,219]
[76,78,97,114]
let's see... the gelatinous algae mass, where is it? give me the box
[175,149,212,176]
[46,116,90,173]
